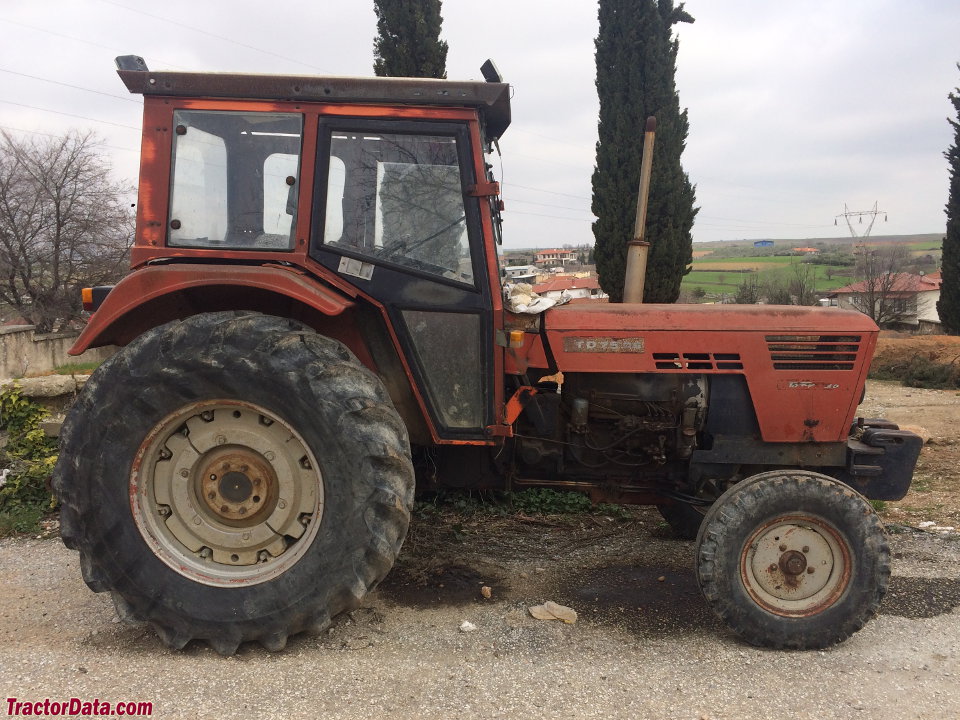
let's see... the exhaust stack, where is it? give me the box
[622,116,656,303]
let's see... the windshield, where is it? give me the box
[322,131,474,285]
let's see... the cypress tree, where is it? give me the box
[592,0,697,303]
[373,0,448,79]
[938,69,960,334]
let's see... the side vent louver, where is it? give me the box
[766,335,861,371]
[653,352,743,370]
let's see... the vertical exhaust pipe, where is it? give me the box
[622,116,657,303]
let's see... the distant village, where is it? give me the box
[501,235,947,334]
[500,246,608,303]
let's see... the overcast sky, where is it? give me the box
[1,0,958,250]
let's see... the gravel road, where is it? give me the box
[2,380,959,719]
[1,514,958,720]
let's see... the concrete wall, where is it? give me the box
[0,326,116,380]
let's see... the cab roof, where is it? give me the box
[117,65,511,140]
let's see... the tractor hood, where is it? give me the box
[544,302,878,335]
[542,303,878,371]
[540,302,879,444]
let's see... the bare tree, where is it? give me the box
[733,274,761,304]
[764,280,793,305]
[849,245,912,326]
[0,130,132,332]
[789,262,818,306]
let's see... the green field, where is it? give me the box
[682,234,940,301]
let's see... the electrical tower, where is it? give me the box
[834,202,888,238]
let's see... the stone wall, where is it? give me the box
[0,326,115,380]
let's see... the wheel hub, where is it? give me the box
[778,549,808,578]
[198,449,277,525]
[741,516,851,617]
[131,400,323,587]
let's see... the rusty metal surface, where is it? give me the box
[69,263,353,354]
[739,515,852,618]
[118,69,511,139]
[542,304,879,444]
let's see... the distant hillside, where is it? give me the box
[694,233,943,250]
[683,233,942,301]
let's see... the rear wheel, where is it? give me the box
[54,312,414,654]
[695,470,889,649]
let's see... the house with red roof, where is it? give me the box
[533,275,607,301]
[829,271,942,331]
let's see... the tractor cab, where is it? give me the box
[78,58,512,443]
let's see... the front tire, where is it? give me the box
[695,471,889,649]
[53,312,414,654]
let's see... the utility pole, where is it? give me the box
[834,202,888,238]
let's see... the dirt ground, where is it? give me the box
[0,341,958,718]
[867,334,960,529]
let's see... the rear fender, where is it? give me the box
[72,263,354,354]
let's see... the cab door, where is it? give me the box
[309,118,494,441]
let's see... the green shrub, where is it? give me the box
[0,384,59,536]
[869,353,960,390]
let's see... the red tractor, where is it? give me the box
[53,56,921,655]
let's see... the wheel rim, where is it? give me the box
[131,400,323,587]
[740,514,852,617]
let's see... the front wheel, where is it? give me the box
[695,470,889,649]
[53,312,414,655]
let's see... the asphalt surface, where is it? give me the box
[1,515,958,720]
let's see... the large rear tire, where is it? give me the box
[53,312,414,655]
[695,470,889,649]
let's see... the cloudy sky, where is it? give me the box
[1,0,957,249]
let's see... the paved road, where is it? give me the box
[1,514,958,720]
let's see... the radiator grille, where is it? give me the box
[653,352,743,370]
[766,335,861,370]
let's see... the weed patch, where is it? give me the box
[0,385,58,536]
[415,488,631,520]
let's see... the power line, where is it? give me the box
[0,100,139,130]
[508,197,590,212]
[507,209,593,223]
[0,125,141,154]
[510,151,589,170]
[99,0,327,73]
[0,67,141,104]
[0,17,187,70]
[510,128,595,150]
[506,182,590,200]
